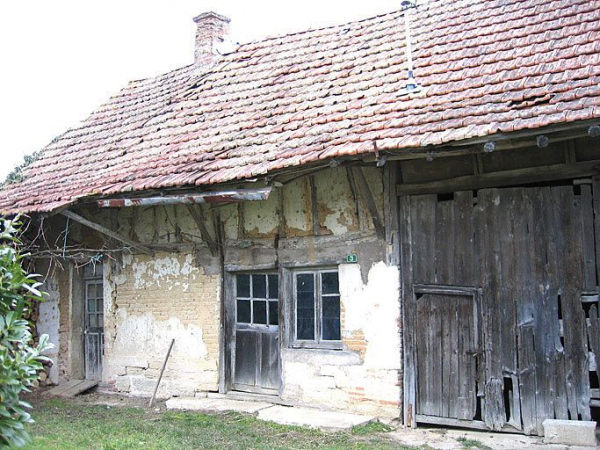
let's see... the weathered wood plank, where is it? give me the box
[412,196,436,284]
[588,305,600,386]
[435,199,454,285]
[580,184,596,292]
[353,167,385,240]
[528,188,557,431]
[555,186,591,421]
[383,162,400,266]
[309,175,320,236]
[510,189,536,434]
[396,160,600,197]
[234,330,258,387]
[453,191,474,286]
[440,295,453,418]
[593,176,600,291]
[61,210,154,256]
[400,195,417,427]
[478,189,506,430]
[186,204,218,257]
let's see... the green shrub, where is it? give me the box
[0,217,53,448]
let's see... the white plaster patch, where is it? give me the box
[107,309,213,388]
[323,210,349,235]
[130,254,199,289]
[38,276,60,384]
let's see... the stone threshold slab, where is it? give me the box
[258,404,374,430]
[166,397,273,414]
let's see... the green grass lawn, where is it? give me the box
[21,398,421,450]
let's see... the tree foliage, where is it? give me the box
[1,151,42,187]
[0,217,52,448]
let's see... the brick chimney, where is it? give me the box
[193,12,231,68]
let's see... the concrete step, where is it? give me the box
[166,397,273,414]
[258,404,374,430]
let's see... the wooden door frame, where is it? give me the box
[400,194,485,429]
[83,265,104,380]
[222,268,283,396]
[412,284,483,427]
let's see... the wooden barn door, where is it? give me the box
[414,285,479,423]
[402,185,593,434]
[231,273,281,395]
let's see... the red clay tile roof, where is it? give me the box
[2,0,600,214]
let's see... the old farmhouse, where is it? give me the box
[1,0,600,437]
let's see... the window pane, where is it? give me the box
[297,291,314,309]
[97,299,103,313]
[322,318,341,341]
[87,299,95,313]
[297,274,314,293]
[297,318,315,340]
[98,314,104,328]
[236,275,251,298]
[252,274,267,298]
[254,300,267,324]
[268,275,279,299]
[322,295,341,340]
[89,314,97,328]
[269,301,279,325]
[321,272,339,295]
[237,300,251,323]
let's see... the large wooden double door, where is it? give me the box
[402,184,597,434]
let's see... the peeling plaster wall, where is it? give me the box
[280,263,401,418]
[37,263,62,385]
[104,252,220,398]
[37,166,402,418]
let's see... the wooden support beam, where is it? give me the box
[353,167,385,240]
[383,161,400,265]
[346,167,361,229]
[396,160,600,197]
[278,188,287,239]
[61,210,154,256]
[564,140,577,164]
[309,175,320,236]
[186,204,218,257]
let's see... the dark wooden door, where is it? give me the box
[402,186,593,434]
[232,273,281,394]
[84,266,104,380]
[415,286,479,421]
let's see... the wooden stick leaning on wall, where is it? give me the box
[149,339,175,408]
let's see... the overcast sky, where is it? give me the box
[0,1,402,181]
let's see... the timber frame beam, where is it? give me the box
[396,160,600,197]
[61,210,154,256]
[185,204,219,257]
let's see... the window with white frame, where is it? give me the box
[293,269,341,348]
[236,273,279,326]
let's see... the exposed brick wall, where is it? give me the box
[193,12,230,68]
[104,252,221,397]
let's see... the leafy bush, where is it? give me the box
[0,217,52,448]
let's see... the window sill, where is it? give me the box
[282,346,362,365]
[289,341,343,351]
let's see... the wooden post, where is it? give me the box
[149,339,175,408]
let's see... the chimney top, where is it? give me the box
[193,11,231,69]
